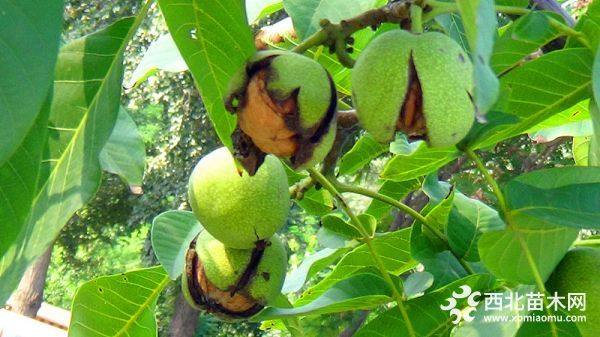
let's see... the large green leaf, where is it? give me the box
[479,223,578,284]
[365,179,421,220]
[456,0,499,115]
[282,247,350,293]
[295,228,415,305]
[100,107,146,187]
[423,176,505,262]
[126,34,187,88]
[0,0,63,165]
[296,187,334,216]
[447,192,505,261]
[246,0,284,24]
[69,267,170,337]
[435,13,469,50]
[255,273,392,320]
[505,167,600,230]
[283,0,380,40]
[567,0,599,53]
[321,214,362,239]
[381,143,459,181]
[492,12,563,75]
[515,310,583,337]
[573,136,591,166]
[529,119,592,143]
[591,47,600,166]
[158,0,255,148]
[0,17,139,305]
[411,217,469,288]
[151,210,202,280]
[354,274,497,337]
[338,133,387,176]
[590,103,600,166]
[526,100,589,135]
[467,48,594,150]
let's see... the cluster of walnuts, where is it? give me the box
[182,30,476,320]
[226,30,475,175]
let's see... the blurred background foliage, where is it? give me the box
[41,1,579,336]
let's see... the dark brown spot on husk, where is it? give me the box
[397,53,427,141]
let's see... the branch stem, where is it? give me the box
[465,149,558,337]
[307,168,417,337]
[465,149,510,219]
[333,181,446,242]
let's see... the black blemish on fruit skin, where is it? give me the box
[458,53,465,63]
[230,240,267,296]
[262,272,270,281]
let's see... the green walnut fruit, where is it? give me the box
[352,30,475,147]
[546,247,600,337]
[225,50,337,174]
[188,147,289,249]
[182,230,287,320]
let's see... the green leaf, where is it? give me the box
[158,0,255,148]
[411,221,468,288]
[467,48,594,150]
[567,0,599,53]
[357,214,377,237]
[100,107,146,187]
[254,273,392,320]
[283,0,380,39]
[505,167,600,230]
[573,136,591,166]
[151,211,202,280]
[425,189,454,231]
[448,193,505,261]
[282,247,350,293]
[590,46,600,165]
[479,223,578,284]
[496,0,529,6]
[403,271,434,300]
[0,17,139,304]
[456,0,499,115]
[296,187,334,216]
[0,0,63,165]
[338,133,387,176]
[589,103,600,166]
[435,13,469,50]
[365,179,421,220]
[525,100,589,135]
[125,34,187,88]
[423,176,505,262]
[355,274,497,337]
[246,0,284,24]
[296,228,415,305]
[529,120,592,143]
[491,12,562,76]
[516,309,583,337]
[321,213,361,239]
[381,143,459,181]
[69,267,170,337]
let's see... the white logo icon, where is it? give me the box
[440,285,481,324]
